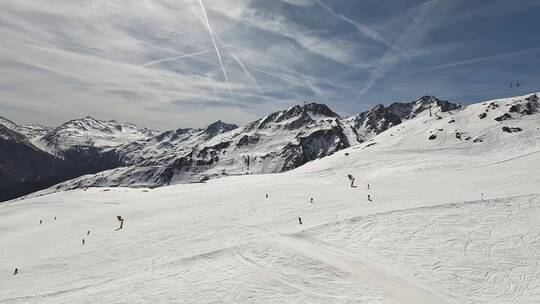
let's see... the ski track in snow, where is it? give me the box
[3,194,540,303]
[300,195,540,304]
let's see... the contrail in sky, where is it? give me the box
[182,0,263,95]
[396,46,540,77]
[142,49,213,66]
[314,0,405,57]
[197,0,232,97]
[141,40,259,67]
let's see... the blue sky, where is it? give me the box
[0,0,539,130]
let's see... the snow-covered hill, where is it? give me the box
[1,93,539,304]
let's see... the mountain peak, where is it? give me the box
[302,103,340,118]
[204,120,238,138]
[417,96,439,104]
[386,96,462,120]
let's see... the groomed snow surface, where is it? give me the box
[1,94,540,303]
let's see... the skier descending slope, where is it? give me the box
[116,216,124,230]
[347,174,356,187]
[13,268,18,276]
[298,217,303,225]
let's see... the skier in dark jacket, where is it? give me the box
[347,174,356,187]
[116,216,124,230]
[298,217,303,225]
[13,268,18,275]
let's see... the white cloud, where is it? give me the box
[2,0,491,129]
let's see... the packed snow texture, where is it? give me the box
[1,93,539,303]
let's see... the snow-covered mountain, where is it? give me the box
[57,103,350,188]
[52,97,461,190]
[39,116,157,154]
[344,96,462,142]
[0,116,50,141]
[0,116,158,201]
[0,95,463,199]
[364,92,539,151]
[112,120,238,166]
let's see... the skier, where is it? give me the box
[265,193,269,199]
[310,197,314,203]
[116,216,124,230]
[54,217,56,220]
[347,174,356,187]
[481,193,484,200]
[368,194,372,202]
[82,239,85,245]
[367,184,370,190]
[87,230,90,236]
[13,268,18,276]
[39,220,42,225]
[298,217,303,225]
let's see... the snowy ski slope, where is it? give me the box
[1,93,539,303]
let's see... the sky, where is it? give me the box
[0,0,539,130]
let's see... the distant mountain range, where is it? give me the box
[1,95,466,201]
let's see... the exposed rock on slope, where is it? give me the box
[352,93,539,152]
[345,96,462,142]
